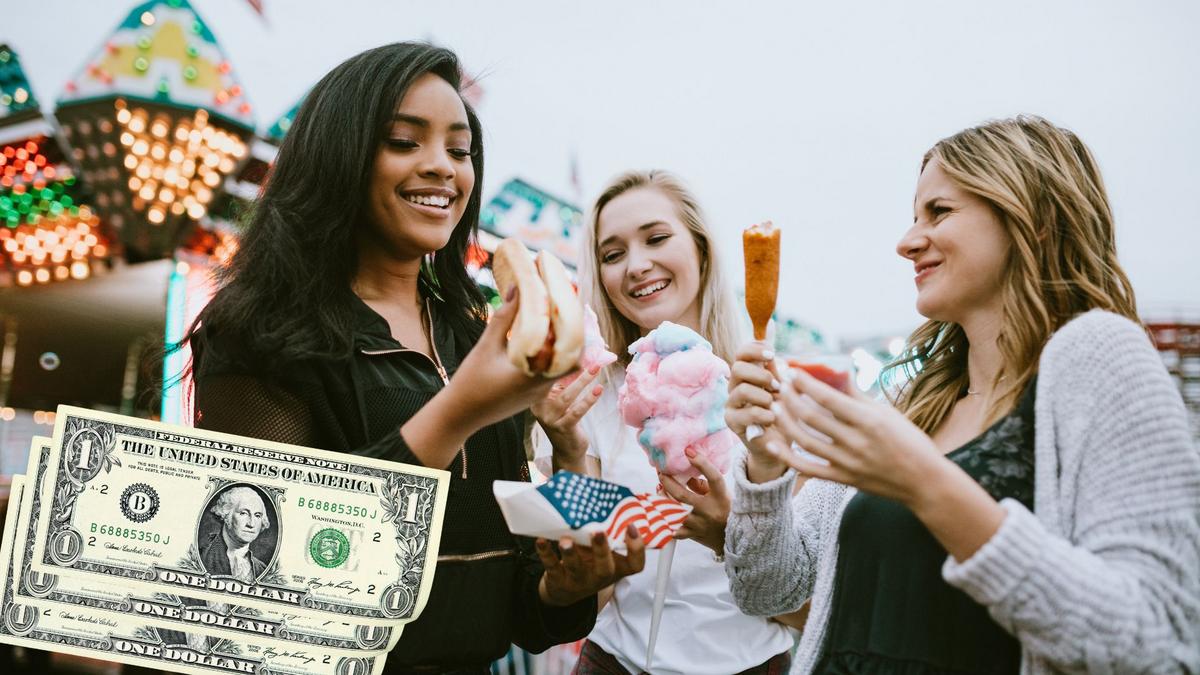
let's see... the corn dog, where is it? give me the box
[743,221,780,340]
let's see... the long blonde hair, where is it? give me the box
[884,115,1139,432]
[578,170,742,367]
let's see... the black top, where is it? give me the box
[814,378,1037,675]
[190,293,596,672]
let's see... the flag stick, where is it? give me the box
[646,538,676,670]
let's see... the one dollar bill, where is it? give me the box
[18,439,400,653]
[33,406,449,626]
[2,476,385,675]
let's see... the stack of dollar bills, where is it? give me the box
[0,405,449,675]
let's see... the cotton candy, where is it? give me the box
[617,322,737,481]
[558,304,618,386]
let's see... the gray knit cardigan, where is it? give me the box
[725,310,1200,674]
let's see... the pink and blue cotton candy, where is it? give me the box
[617,322,737,481]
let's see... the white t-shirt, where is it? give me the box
[533,368,794,675]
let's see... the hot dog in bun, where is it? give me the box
[491,238,584,377]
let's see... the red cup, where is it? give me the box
[783,355,855,394]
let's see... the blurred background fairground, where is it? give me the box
[1,1,1199,673]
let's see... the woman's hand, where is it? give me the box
[447,289,560,426]
[766,367,943,506]
[536,527,646,607]
[769,367,1007,563]
[401,289,559,469]
[531,365,604,471]
[725,341,788,482]
[659,449,730,555]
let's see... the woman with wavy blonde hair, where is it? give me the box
[532,170,799,674]
[724,116,1200,673]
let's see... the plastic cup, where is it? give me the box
[781,354,856,394]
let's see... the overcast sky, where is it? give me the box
[6,0,1199,340]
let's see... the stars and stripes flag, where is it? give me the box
[493,471,690,550]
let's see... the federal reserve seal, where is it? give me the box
[120,483,160,523]
[310,528,350,568]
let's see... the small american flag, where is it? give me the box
[536,472,689,549]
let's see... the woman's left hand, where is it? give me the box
[766,368,942,506]
[659,449,730,556]
[536,527,646,607]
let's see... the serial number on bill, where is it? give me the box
[90,522,171,544]
[297,497,376,520]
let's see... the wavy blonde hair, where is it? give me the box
[884,115,1139,433]
[578,170,742,368]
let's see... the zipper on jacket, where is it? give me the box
[359,300,466,478]
[436,548,519,563]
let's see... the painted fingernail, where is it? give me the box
[684,447,697,458]
[560,538,573,550]
[592,385,603,397]
[771,402,784,416]
[770,378,781,392]
[766,442,783,456]
[762,350,775,361]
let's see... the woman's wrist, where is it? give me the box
[905,454,1007,562]
[399,386,477,469]
[546,426,590,473]
[745,450,787,484]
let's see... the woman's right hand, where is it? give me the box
[449,289,560,427]
[402,289,559,469]
[725,341,789,482]
[531,365,604,467]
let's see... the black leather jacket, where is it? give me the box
[191,294,595,672]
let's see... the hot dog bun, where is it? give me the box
[537,250,584,377]
[490,238,583,377]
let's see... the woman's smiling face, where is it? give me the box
[898,157,1011,324]
[363,72,475,258]
[596,186,704,334]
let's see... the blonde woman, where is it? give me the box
[532,170,797,674]
[724,116,1200,673]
